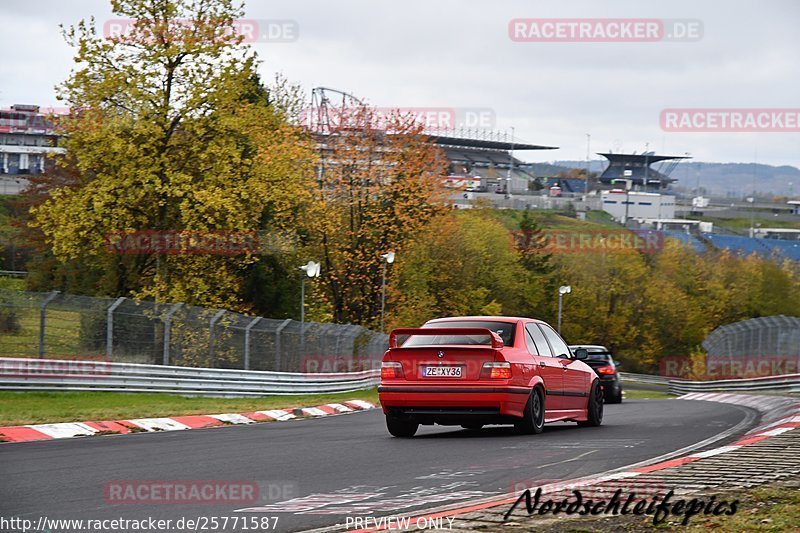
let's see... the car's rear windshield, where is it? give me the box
[401,321,516,347]
[586,351,612,361]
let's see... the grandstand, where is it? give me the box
[432,136,557,194]
[661,230,800,261]
[597,152,690,190]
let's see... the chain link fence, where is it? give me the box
[0,289,388,372]
[702,315,800,358]
[701,315,800,377]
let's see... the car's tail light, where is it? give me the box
[481,362,512,379]
[381,361,404,379]
[597,365,616,375]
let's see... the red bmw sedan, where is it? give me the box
[378,316,603,437]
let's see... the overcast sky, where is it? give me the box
[1,0,798,167]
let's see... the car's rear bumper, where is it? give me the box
[597,375,621,395]
[378,384,530,423]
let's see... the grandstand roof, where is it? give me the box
[431,136,557,151]
[597,152,691,164]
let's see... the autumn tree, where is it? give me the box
[388,207,541,329]
[30,0,314,310]
[304,107,451,328]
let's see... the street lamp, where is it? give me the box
[746,196,755,237]
[557,285,571,334]
[299,260,321,361]
[298,260,321,326]
[380,252,395,332]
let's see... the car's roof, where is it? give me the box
[427,316,545,324]
[569,344,611,351]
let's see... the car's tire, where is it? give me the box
[386,416,419,438]
[578,380,604,427]
[604,390,622,403]
[461,424,484,431]
[515,387,545,435]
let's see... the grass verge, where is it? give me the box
[0,389,379,426]
[621,388,672,400]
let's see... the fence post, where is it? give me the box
[38,291,60,359]
[208,309,226,365]
[162,302,183,365]
[243,316,262,370]
[106,297,126,360]
[274,318,292,372]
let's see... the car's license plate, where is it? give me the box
[422,366,462,378]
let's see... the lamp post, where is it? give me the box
[298,260,321,341]
[505,127,515,200]
[557,285,571,334]
[617,172,633,226]
[380,251,395,332]
[747,196,755,237]
[585,133,591,195]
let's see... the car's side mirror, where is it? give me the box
[614,361,622,368]
[573,348,588,360]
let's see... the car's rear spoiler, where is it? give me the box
[388,328,504,349]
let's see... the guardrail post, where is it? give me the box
[162,302,183,365]
[38,291,60,359]
[208,309,226,365]
[106,297,126,360]
[243,316,262,370]
[274,319,292,372]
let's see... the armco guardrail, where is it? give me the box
[619,372,669,384]
[0,358,380,397]
[668,373,800,395]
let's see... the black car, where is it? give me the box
[569,345,623,403]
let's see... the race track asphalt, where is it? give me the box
[0,398,752,532]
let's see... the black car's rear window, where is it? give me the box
[401,321,516,347]
[586,352,612,361]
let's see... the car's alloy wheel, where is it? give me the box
[386,415,419,438]
[516,387,544,434]
[579,380,604,427]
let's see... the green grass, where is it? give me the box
[487,209,617,232]
[0,308,87,358]
[0,389,380,426]
[622,388,672,400]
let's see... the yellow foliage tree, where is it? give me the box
[30,0,315,311]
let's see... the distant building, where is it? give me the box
[601,190,675,222]
[753,228,800,241]
[0,104,65,177]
